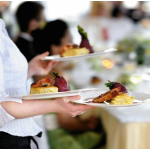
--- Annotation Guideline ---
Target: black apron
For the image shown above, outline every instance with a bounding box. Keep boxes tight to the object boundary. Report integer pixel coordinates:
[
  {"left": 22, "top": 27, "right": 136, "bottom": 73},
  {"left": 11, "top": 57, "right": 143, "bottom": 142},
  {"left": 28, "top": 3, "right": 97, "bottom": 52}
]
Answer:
[{"left": 0, "top": 132, "right": 42, "bottom": 149}]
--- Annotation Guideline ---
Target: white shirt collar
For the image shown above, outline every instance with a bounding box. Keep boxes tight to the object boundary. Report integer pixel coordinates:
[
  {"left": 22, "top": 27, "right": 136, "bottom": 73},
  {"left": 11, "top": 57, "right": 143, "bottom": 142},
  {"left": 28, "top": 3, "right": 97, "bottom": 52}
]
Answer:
[{"left": 20, "top": 32, "right": 33, "bottom": 42}]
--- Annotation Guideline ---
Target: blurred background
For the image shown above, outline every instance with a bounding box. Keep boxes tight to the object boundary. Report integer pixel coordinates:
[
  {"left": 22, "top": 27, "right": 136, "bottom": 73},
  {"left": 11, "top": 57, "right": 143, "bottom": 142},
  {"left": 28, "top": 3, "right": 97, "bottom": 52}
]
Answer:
[{"left": 2, "top": 1, "right": 150, "bottom": 149}]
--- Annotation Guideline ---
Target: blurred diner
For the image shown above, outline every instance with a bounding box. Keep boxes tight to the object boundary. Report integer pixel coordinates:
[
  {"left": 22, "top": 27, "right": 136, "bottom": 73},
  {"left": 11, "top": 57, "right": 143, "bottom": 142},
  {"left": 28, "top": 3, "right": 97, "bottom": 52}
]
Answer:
[
  {"left": 15, "top": 1, "right": 45, "bottom": 62},
  {"left": 33, "top": 19, "right": 72, "bottom": 81}
]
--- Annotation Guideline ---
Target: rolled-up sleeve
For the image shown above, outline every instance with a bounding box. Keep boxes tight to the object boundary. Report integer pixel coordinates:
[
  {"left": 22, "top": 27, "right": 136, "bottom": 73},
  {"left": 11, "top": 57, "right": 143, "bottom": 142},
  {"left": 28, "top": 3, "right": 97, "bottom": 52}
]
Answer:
[
  {"left": 0, "top": 55, "right": 22, "bottom": 127},
  {"left": 0, "top": 105, "right": 14, "bottom": 127}
]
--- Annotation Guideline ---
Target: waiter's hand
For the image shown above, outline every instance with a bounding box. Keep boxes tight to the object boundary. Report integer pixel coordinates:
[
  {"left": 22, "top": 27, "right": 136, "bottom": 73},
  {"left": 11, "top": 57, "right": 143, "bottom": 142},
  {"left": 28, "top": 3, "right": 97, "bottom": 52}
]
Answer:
[
  {"left": 53, "top": 96, "right": 95, "bottom": 117},
  {"left": 27, "top": 52, "right": 59, "bottom": 79}
]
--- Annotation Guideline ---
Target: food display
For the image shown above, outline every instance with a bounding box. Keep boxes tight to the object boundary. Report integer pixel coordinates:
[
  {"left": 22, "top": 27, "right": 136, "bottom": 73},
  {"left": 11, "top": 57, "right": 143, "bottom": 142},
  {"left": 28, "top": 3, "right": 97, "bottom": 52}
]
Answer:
[
  {"left": 78, "top": 25, "right": 94, "bottom": 53},
  {"left": 93, "top": 81, "right": 134, "bottom": 105},
  {"left": 30, "top": 78, "right": 58, "bottom": 94},
  {"left": 60, "top": 44, "right": 89, "bottom": 57},
  {"left": 30, "top": 72, "right": 70, "bottom": 94}
]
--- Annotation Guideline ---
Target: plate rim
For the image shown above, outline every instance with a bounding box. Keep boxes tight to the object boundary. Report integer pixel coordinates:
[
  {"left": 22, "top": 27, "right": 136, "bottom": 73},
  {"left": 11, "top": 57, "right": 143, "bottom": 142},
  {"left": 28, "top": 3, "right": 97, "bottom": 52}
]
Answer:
[
  {"left": 10, "top": 88, "right": 100, "bottom": 99},
  {"left": 42, "top": 48, "right": 117, "bottom": 61},
  {"left": 73, "top": 91, "right": 150, "bottom": 107},
  {"left": 74, "top": 99, "right": 143, "bottom": 107}
]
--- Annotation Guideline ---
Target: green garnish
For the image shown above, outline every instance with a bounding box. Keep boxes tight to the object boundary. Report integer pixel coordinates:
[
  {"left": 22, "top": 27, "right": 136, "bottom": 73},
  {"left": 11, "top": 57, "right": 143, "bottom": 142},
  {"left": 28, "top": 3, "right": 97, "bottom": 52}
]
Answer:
[
  {"left": 51, "top": 71, "right": 62, "bottom": 79},
  {"left": 105, "top": 80, "right": 114, "bottom": 90},
  {"left": 77, "top": 25, "right": 88, "bottom": 39}
]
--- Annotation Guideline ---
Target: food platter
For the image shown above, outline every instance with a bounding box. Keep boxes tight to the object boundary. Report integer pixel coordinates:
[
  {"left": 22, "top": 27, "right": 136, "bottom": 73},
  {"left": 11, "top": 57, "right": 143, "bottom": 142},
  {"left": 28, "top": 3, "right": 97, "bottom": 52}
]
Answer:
[
  {"left": 10, "top": 88, "right": 99, "bottom": 100},
  {"left": 74, "top": 98, "right": 143, "bottom": 107},
  {"left": 74, "top": 90, "right": 150, "bottom": 107},
  {"left": 42, "top": 48, "right": 117, "bottom": 61}
]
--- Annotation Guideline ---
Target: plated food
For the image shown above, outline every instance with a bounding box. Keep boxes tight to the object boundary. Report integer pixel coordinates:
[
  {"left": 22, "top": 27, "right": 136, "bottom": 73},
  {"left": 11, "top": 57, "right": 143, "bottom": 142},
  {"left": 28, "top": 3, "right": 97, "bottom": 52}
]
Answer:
[
  {"left": 30, "top": 72, "right": 70, "bottom": 94},
  {"left": 93, "top": 81, "right": 134, "bottom": 105},
  {"left": 78, "top": 25, "right": 94, "bottom": 53},
  {"left": 51, "top": 72, "right": 70, "bottom": 92},
  {"left": 30, "top": 78, "right": 58, "bottom": 94},
  {"left": 60, "top": 25, "right": 93, "bottom": 57},
  {"left": 60, "top": 44, "right": 89, "bottom": 57},
  {"left": 42, "top": 25, "right": 117, "bottom": 61}
]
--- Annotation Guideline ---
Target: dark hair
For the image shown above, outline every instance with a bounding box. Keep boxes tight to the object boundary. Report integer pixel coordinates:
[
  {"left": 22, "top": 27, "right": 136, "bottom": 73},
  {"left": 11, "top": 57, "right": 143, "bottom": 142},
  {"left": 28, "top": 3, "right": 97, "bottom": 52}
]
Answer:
[
  {"left": 16, "top": 2, "right": 44, "bottom": 32},
  {"left": 112, "top": 7, "right": 125, "bottom": 18},
  {"left": 33, "top": 19, "right": 69, "bottom": 54}
]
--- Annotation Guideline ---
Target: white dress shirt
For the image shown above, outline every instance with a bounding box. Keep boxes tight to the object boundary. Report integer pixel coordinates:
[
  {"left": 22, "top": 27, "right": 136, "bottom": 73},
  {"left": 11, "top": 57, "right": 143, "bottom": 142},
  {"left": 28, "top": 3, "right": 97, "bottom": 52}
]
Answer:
[{"left": 0, "top": 19, "right": 42, "bottom": 137}]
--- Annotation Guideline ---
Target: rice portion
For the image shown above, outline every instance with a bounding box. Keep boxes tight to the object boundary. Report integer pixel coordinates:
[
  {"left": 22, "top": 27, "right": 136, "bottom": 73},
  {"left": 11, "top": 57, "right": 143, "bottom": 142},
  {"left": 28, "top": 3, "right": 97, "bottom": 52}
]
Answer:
[{"left": 110, "top": 93, "right": 134, "bottom": 105}]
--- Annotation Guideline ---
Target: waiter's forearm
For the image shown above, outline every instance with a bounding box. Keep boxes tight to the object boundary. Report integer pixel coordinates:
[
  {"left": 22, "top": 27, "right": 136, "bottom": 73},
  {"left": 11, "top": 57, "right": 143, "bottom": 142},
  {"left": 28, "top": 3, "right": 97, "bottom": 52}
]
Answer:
[
  {"left": 1, "top": 96, "right": 94, "bottom": 119},
  {"left": 1, "top": 100, "right": 57, "bottom": 119}
]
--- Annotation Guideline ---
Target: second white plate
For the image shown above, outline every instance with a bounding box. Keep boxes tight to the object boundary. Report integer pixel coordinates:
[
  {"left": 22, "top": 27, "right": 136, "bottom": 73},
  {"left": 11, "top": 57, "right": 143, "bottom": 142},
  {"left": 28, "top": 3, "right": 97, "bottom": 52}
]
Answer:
[
  {"left": 10, "top": 88, "right": 99, "bottom": 100},
  {"left": 74, "top": 91, "right": 150, "bottom": 107},
  {"left": 42, "top": 48, "right": 117, "bottom": 61}
]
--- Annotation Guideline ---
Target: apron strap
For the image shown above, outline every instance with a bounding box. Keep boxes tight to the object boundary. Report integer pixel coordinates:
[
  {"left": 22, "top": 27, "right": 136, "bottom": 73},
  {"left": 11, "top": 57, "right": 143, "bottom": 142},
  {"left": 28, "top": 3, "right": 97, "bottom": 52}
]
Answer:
[
  {"left": 29, "top": 136, "right": 39, "bottom": 149},
  {"left": 28, "top": 132, "right": 42, "bottom": 149}
]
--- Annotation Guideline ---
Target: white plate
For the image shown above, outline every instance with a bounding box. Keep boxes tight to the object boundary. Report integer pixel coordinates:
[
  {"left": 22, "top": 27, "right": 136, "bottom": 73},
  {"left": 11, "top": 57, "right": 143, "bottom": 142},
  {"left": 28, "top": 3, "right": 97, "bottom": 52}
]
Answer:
[
  {"left": 10, "top": 88, "right": 99, "bottom": 100},
  {"left": 42, "top": 48, "right": 117, "bottom": 61},
  {"left": 74, "top": 91, "right": 150, "bottom": 107}
]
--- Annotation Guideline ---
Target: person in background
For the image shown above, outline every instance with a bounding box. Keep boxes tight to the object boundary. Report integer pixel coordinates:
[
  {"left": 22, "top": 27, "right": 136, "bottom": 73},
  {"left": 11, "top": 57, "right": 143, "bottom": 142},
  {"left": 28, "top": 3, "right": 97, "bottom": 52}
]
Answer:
[
  {"left": 126, "top": 1, "right": 146, "bottom": 24},
  {"left": 89, "top": 1, "right": 112, "bottom": 18},
  {"left": 111, "top": 1, "right": 127, "bottom": 18},
  {"left": 111, "top": 5, "right": 126, "bottom": 18},
  {"left": 33, "top": 19, "right": 72, "bottom": 82},
  {"left": 15, "top": 1, "right": 45, "bottom": 62},
  {"left": 33, "top": 19, "right": 72, "bottom": 55},
  {"left": 107, "top": 2, "right": 134, "bottom": 46}
]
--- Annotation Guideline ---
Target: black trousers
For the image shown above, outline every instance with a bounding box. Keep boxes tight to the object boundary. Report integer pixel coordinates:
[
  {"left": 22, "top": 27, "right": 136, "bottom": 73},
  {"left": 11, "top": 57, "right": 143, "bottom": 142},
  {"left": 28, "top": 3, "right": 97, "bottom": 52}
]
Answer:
[{"left": 0, "top": 132, "right": 39, "bottom": 149}]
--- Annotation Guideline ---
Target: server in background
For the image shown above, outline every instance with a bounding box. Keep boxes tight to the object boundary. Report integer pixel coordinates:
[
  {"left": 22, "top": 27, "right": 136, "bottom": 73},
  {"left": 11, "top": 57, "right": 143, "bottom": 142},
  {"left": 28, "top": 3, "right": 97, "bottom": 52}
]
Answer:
[{"left": 15, "top": 2, "right": 45, "bottom": 62}]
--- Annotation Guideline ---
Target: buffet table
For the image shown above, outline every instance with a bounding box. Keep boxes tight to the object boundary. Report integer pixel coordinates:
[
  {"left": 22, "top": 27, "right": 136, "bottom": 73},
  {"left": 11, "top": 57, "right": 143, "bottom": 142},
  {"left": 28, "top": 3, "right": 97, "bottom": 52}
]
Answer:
[{"left": 70, "top": 59, "right": 150, "bottom": 149}]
